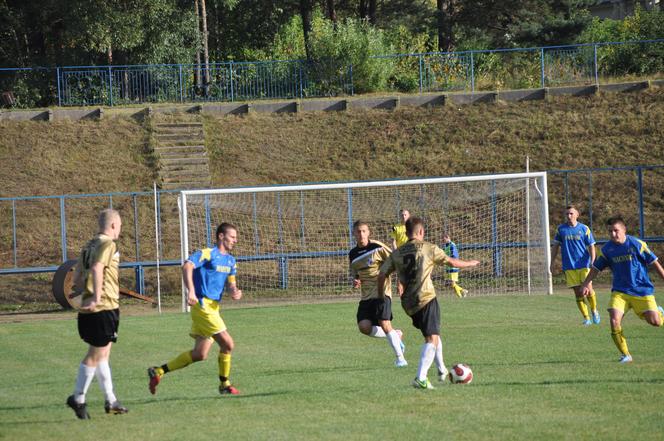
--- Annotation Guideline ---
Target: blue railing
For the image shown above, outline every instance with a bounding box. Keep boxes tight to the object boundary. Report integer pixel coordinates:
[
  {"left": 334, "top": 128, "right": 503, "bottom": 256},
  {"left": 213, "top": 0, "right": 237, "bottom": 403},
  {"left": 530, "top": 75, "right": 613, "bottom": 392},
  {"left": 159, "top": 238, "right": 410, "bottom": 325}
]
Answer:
[
  {"left": 1, "top": 39, "right": 662, "bottom": 108},
  {"left": 1, "top": 166, "right": 663, "bottom": 296}
]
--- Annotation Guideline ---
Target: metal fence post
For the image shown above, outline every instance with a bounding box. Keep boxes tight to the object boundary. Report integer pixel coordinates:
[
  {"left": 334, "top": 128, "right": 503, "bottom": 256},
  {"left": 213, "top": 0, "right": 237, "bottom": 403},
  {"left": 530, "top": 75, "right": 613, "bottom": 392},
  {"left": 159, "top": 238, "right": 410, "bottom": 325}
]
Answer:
[
  {"left": 108, "top": 66, "right": 113, "bottom": 106},
  {"left": 418, "top": 54, "right": 423, "bottom": 94},
  {"left": 637, "top": 167, "right": 645, "bottom": 238},
  {"left": 593, "top": 44, "right": 599, "bottom": 86},
  {"left": 540, "top": 47, "right": 545, "bottom": 88},
  {"left": 60, "top": 197, "right": 67, "bottom": 262},
  {"left": 178, "top": 64, "right": 184, "bottom": 103},
  {"left": 298, "top": 61, "right": 303, "bottom": 99},
  {"left": 11, "top": 200, "right": 17, "bottom": 267},
  {"left": 470, "top": 52, "right": 475, "bottom": 92},
  {"left": 229, "top": 62, "right": 235, "bottom": 102},
  {"left": 56, "top": 67, "right": 62, "bottom": 107}
]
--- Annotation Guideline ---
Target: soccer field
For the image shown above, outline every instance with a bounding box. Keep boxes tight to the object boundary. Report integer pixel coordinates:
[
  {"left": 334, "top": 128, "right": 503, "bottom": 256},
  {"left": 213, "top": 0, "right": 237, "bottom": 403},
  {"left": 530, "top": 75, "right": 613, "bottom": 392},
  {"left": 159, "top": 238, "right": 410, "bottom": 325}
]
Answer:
[{"left": 1, "top": 292, "right": 663, "bottom": 441}]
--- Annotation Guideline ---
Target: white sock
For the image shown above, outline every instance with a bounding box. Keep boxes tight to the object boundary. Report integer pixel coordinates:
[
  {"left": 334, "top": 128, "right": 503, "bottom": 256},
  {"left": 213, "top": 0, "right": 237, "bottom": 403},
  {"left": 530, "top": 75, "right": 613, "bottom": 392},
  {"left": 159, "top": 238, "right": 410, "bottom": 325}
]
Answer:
[
  {"left": 434, "top": 340, "right": 446, "bottom": 374},
  {"left": 369, "top": 326, "right": 386, "bottom": 338},
  {"left": 386, "top": 330, "right": 404, "bottom": 359},
  {"left": 95, "top": 360, "right": 117, "bottom": 403},
  {"left": 416, "top": 343, "right": 436, "bottom": 381},
  {"left": 73, "top": 363, "right": 96, "bottom": 404}
]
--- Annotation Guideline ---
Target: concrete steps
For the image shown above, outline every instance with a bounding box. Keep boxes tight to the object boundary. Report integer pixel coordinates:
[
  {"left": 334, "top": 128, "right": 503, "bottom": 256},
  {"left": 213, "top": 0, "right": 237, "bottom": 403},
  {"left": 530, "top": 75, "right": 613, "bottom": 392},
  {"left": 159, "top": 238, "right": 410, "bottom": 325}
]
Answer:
[{"left": 152, "top": 120, "right": 211, "bottom": 190}]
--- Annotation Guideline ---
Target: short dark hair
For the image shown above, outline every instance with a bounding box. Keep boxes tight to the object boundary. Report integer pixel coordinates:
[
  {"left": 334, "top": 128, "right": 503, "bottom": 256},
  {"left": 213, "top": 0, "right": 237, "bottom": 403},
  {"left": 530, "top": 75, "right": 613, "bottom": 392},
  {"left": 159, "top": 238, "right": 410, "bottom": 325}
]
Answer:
[
  {"left": 566, "top": 205, "right": 578, "bottom": 212},
  {"left": 405, "top": 217, "right": 424, "bottom": 237},
  {"left": 216, "top": 222, "right": 237, "bottom": 239},
  {"left": 352, "top": 220, "right": 369, "bottom": 231},
  {"left": 606, "top": 215, "right": 626, "bottom": 228}
]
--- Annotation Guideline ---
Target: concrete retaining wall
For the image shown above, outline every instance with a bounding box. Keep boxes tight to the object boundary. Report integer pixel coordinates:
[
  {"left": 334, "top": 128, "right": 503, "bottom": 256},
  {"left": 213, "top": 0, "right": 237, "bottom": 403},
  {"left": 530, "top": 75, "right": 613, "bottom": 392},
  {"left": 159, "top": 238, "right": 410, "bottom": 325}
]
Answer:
[{"left": 0, "top": 80, "right": 659, "bottom": 122}]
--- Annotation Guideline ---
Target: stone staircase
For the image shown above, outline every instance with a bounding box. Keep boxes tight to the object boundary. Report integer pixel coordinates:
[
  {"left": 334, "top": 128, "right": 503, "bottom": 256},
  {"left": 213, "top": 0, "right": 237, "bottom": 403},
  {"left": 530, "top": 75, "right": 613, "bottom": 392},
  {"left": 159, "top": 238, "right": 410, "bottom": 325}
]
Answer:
[{"left": 153, "top": 121, "right": 211, "bottom": 190}]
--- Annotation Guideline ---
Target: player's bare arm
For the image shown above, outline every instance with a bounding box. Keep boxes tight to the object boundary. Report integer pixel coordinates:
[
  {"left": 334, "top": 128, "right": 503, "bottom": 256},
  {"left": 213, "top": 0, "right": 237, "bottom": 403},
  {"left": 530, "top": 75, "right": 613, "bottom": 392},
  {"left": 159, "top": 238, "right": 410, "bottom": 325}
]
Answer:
[
  {"left": 227, "top": 282, "right": 242, "bottom": 300},
  {"left": 182, "top": 261, "right": 198, "bottom": 306},
  {"left": 550, "top": 243, "right": 560, "bottom": 273},
  {"left": 446, "top": 257, "right": 480, "bottom": 269},
  {"left": 580, "top": 267, "right": 600, "bottom": 296},
  {"left": 80, "top": 261, "right": 104, "bottom": 312},
  {"left": 652, "top": 260, "right": 664, "bottom": 281}
]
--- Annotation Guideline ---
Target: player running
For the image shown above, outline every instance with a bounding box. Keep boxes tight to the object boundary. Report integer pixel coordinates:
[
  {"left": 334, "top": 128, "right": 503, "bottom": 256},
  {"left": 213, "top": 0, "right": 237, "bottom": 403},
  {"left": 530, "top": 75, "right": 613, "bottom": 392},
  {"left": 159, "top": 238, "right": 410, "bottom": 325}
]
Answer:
[
  {"left": 349, "top": 221, "right": 407, "bottom": 367},
  {"left": 378, "top": 217, "right": 480, "bottom": 389},
  {"left": 550, "top": 205, "right": 600, "bottom": 325},
  {"left": 581, "top": 216, "right": 664, "bottom": 363},
  {"left": 148, "top": 222, "right": 243, "bottom": 395}
]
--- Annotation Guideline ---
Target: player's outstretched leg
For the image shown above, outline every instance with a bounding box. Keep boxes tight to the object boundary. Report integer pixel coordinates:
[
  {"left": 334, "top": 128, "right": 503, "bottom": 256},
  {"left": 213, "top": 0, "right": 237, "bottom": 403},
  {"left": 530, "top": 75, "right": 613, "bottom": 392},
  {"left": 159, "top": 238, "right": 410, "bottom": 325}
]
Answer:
[{"left": 387, "top": 328, "right": 407, "bottom": 367}]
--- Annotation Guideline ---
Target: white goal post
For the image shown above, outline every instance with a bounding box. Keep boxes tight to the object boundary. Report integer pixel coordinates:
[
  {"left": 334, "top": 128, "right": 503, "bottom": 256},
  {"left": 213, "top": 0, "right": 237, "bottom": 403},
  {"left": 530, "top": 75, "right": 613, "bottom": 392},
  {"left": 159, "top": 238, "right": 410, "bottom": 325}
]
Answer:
[{"left": 178, "top": 173, "right": 552, "bottom": 311}]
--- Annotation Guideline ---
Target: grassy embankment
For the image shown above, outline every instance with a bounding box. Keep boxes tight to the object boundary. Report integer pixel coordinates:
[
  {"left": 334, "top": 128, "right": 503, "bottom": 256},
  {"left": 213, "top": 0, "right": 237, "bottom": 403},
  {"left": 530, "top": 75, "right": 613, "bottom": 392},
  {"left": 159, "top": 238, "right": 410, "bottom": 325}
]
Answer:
[{"left": 0, "top": 88, "right": 663, "bottom": 309}]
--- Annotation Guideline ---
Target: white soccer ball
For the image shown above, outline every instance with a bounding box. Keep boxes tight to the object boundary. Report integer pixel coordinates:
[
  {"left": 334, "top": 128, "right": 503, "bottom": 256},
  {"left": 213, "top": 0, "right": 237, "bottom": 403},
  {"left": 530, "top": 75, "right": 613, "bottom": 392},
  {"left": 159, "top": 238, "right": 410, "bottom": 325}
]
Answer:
[{"left": 450, "top": 363, "right": 473, "bottom": 384}]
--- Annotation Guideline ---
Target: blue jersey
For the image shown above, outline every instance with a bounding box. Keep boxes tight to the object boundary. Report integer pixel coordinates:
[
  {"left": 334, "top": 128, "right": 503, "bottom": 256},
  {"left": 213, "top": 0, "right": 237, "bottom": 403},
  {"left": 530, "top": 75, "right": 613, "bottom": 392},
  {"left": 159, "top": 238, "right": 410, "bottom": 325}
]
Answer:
[
  {"left": 553, "top": 222, "right": 595, "bottom": 271},
  {"left": 593, "top": 235, "right": 658, "bottom": 297},
  {"left": 442, "top": 241, "right": 459, "bottom": 273},
  {"left": 187, "top": 247, "right": 237, "bottom": 302}
]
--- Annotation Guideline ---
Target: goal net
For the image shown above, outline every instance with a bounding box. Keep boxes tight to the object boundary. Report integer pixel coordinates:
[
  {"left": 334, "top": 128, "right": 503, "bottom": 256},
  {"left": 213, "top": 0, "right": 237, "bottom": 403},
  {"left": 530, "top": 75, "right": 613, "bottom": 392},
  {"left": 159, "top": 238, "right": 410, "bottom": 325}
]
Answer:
[{"left": 179, "top": 173, "right": 551, "bottom": 309}]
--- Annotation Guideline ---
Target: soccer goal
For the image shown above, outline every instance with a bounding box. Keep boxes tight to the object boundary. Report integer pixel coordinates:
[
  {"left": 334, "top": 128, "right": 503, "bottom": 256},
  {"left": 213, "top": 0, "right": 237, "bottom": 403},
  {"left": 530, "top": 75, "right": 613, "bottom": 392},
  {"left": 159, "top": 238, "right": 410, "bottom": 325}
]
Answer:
[{"left": 178, "top": 173, "right": 552, "bottom": 310}]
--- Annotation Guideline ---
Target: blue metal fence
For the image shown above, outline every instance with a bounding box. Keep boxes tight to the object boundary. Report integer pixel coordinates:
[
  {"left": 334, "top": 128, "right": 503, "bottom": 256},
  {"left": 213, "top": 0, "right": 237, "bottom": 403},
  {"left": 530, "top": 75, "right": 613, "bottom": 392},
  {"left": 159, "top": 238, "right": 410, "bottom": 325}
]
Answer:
[
  {"left": 1, "top": 166, "right": 663, "bottom": 296},
  {"left": 1, "top": 39, "right": 662, "bottom": 108}
]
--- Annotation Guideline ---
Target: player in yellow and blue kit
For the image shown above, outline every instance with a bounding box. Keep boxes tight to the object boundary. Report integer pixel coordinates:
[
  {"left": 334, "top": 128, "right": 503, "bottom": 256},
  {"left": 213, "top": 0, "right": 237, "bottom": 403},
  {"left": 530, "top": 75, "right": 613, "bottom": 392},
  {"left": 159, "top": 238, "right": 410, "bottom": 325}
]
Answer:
[
  {"left": 442, "top": 233, "right": 469, "bottom": 298},
  {"left": 581, "top": 216, "right": 664, "bottom": 363},
  {"left": 148, "top": 222, "right": 243, "bottom": 395},
  {"left": 550, "top": 205, "right": 599, "bottom": 325}
]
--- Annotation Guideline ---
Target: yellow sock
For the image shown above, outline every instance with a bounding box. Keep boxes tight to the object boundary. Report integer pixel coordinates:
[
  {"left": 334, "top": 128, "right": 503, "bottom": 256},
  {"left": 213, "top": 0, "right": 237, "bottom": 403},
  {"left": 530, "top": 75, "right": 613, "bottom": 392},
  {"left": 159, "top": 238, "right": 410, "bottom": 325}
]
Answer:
[
  {"left": 587, "top": 291, "right": 598, "bottom": 311},
  {"left": 576, "top": 297, "right": 589, "bottom": 319},
  {"left": 155, "top": 366, "right": 165, "bottom": 376},
  {"left": 218, "top": 352, "right": 232, "bottom": 386},
  {"left": 166, "top": 351, "right": 194, "bottom": 372},
  {"left": 611, "top": 327, "right": 629, "bottom": 356},
  {"left": 452, "top": 283, "right": 463, "bottom": 298}
]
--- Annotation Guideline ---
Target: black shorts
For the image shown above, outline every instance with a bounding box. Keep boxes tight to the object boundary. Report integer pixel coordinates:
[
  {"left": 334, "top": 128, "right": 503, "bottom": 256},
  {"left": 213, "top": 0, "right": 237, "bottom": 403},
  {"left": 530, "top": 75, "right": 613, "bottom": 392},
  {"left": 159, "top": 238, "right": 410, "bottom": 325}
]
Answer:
[
  {"left": 78, "top": 308, "right": 120, "bottom": 347},
  {"left": 410, "top": 298, "right": 440, "bottom": 337},
  {"left": 356, "top": 297, "right": 393, "bottom": 325}
]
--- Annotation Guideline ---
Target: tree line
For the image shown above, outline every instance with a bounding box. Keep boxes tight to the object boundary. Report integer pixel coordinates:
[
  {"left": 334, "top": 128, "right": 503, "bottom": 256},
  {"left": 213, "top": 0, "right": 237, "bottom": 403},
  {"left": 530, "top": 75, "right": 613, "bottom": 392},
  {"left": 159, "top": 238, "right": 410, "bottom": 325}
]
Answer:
[{"left": 4, "top": 0, "right": 660, "bottom": 69}]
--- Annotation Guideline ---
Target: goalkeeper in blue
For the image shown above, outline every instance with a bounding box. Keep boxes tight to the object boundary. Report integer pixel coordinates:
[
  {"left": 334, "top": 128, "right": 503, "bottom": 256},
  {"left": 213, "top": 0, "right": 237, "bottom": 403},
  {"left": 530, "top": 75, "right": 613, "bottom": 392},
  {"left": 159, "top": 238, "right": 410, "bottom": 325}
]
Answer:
[
  {"left": 550, "top": 205, "right": 600, "bottom": 325},
  {"left": 581, "top": 216, "right": 664, "bottom": 363}
]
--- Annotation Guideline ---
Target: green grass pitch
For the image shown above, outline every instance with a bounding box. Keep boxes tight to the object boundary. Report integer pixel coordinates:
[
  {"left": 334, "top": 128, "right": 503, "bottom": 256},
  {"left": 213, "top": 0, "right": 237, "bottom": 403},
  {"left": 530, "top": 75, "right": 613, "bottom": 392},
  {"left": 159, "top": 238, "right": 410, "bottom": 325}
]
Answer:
[{"left": 1, "top": 292, "right": 664, "bottom": 441}]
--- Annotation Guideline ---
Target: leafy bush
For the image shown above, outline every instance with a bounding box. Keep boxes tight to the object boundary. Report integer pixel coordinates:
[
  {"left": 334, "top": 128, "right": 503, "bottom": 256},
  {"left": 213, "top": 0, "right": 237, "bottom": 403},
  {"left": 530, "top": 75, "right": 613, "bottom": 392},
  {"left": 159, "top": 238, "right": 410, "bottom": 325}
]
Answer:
[{"left": 578, "top": 7, "right": 664, "bottom": 77}]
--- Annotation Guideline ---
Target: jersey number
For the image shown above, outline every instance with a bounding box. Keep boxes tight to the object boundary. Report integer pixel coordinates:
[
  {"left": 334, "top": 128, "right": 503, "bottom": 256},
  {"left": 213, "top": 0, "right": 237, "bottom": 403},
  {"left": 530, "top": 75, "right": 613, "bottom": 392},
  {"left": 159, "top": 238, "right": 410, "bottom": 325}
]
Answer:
[{"left": 403, "top": 254, "right": 418, "bottom": 283}]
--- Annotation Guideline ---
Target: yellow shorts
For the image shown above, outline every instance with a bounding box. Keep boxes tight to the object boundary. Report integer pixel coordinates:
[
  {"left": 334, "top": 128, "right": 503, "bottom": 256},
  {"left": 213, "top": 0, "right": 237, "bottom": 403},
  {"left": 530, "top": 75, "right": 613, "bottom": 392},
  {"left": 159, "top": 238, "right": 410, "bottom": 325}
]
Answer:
[
  {"left": 608, "top": 291, "right": 659, "bottom": 319},
  {"left": 444, "top": 272, "right": 459, "bottom": 283},
  {"left": 190, "top": 297, "right": 227, "bottom": 339},
  {"left": 564, "top": 268, "right": 591, "bottom": 288}
]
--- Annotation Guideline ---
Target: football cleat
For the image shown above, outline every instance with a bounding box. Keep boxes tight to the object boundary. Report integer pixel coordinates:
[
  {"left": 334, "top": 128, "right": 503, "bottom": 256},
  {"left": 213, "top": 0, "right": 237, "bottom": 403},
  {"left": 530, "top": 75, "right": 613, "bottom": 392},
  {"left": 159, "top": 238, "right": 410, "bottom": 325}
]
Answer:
[
  {"left": 438, "top": 368, "right": 450, "bottom": 383},
  {"left": 104, "top": 400, "right": 128, "bottom": 415},
  {"left": 460, "top": 289, "right": 469, "bottom": 298},
  {"left": 66, "top": 395, "right": 90, "bottom": 420},
  {"left": 219, "top": 384, "right": 240, "bottom": 395},
  {"left": 592, "top": 310, "right": 601, "bottom": 325},
  {"left": 582, "top": 319, "right": 592, "bottom": 326},
  {"left": 619, "top": 354, "right": 633, "bottom": 364},
  {"left": 411, "top": 378, "right": 435, "bottom": 390},
  {"left": 658, "top": 305, "right": 664, "bottom": 317},
  {"left": 148, "top": 367, "right": 162, "bottom": 395},
  {"left": 395, "top": 358, "right": 408, "bottom": 368}
]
